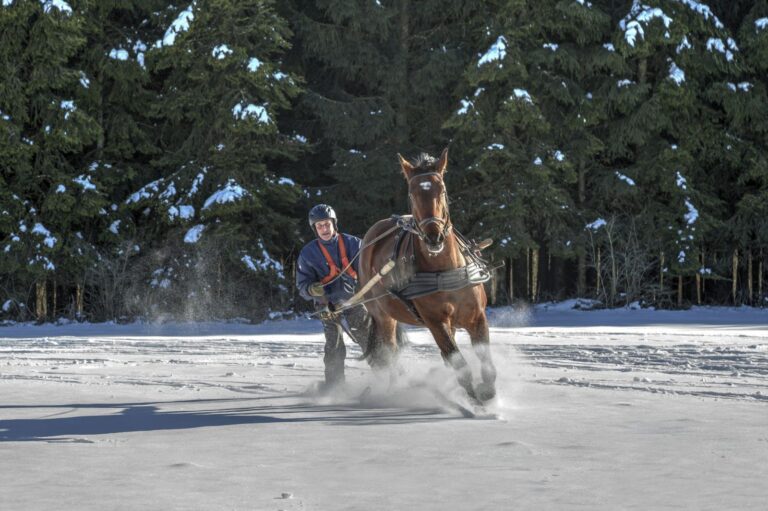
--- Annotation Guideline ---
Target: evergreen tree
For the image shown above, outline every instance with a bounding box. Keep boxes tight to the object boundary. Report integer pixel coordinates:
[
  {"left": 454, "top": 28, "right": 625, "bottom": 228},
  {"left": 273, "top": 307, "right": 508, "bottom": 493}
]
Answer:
[
  {"left": 283, "top": 0, "right": 488, "bottom": 236},
  {"left": 123, "top": 0, "right": 303, "bottom": 319}
]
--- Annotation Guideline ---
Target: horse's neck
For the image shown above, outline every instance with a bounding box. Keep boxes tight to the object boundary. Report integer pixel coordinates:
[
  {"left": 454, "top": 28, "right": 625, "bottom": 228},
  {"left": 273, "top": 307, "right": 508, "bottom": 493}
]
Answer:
[{"left": 413, "top": 232, "right": 465, "bottom": 271}]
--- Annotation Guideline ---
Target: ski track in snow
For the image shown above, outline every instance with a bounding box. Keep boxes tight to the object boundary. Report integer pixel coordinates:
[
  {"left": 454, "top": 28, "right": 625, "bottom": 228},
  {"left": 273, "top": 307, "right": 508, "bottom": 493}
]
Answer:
[{"left": 2, "top": 328, "right": 766, "bottom": 403}]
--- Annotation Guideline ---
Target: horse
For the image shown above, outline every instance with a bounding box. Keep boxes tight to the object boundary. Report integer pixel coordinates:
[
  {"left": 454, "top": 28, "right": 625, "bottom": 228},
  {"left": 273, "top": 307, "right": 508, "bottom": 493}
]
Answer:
[{"left": 358, "top": 148, "right": 497, "bottom": 403}]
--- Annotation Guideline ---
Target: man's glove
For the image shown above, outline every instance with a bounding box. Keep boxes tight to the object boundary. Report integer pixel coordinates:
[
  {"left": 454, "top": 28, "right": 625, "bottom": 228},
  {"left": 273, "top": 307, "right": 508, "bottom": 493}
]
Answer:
[{"left": 308, "top": 282, "right": 326, "bottom": 297}]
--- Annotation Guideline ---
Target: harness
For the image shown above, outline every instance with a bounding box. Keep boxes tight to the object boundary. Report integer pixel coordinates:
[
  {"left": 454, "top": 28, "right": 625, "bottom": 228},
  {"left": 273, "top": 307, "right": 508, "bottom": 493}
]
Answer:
[
  {"left": 384, "top": 215, "right": 492, "bottom": 323},
  {"left": 317, "top": 236, "right": 358, "bottom": 284}
]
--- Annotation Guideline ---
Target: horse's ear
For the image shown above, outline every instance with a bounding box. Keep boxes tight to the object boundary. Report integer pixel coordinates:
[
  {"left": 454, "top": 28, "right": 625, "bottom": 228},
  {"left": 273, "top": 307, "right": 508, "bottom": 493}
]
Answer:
[
  {"left": 398, "top": 153, "right": 414, "bottom": 179},
  {"left": 436, "top": 147, "right": 449, "bottom": 175}
]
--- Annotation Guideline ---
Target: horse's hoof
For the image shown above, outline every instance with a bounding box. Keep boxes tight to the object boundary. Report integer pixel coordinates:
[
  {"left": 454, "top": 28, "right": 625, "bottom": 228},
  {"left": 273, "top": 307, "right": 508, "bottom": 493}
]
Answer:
[{"left": 475, "top": 382, "right": 496, "bottom": 402}]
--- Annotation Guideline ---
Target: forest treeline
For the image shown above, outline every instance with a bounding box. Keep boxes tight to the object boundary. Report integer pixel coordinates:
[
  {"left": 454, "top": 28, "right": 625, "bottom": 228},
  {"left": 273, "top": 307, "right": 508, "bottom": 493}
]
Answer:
[{"left": 1, "top": 0, "right": 767, "bottom": 322}]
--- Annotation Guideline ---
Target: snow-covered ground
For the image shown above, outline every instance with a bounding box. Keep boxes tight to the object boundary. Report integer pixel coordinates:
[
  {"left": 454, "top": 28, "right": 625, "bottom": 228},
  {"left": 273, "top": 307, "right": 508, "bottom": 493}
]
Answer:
[{"left": 1, "top": 305, "right": 767, "bottom": 510}]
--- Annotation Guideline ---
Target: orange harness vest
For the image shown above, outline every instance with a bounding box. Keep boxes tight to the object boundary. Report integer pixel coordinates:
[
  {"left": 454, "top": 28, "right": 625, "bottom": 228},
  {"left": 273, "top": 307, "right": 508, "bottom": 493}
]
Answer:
[{"left": 317, "top": 237, "right": 358, "bottom": 284}]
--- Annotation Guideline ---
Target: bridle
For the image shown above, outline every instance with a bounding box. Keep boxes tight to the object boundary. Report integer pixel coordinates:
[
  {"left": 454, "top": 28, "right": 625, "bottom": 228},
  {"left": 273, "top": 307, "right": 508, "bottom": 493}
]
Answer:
[{"left": 407, "top": 171, "right": 452, "bottom": 250}]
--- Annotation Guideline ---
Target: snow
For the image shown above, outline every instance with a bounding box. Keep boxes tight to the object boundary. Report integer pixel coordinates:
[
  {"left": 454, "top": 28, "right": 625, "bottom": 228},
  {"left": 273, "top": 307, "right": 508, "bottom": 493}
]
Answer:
[
  {"left": 615, "top": 171, "right": 636, "bottom": 186},
  {"left": 617, "top": 79, "right": 634, "bottom": 88},
  {"left": 543, "top": 43, "right": 558, "bottom": 51},
  {"left": 73, "top": 175, "right": 96, "bottom": 191},
  {"left": 126, "top": 179, "right": 162, "bottom": 204},
  {"left": 533, "top": 157, "right": 543, "bottom": 166},
  {"left": 108, "top": 48, "right": 129, "bottom": 61},
  {"left": 211, "top": 44, "right": 232, "bottom": 60},
  {"left": 756, "top": 18, "right": 768, "bottom": 31},
  {"left": 40, "top": 0, "right": 72, "bottom": 15},
  {"left": 32, "top": 223, "right": 57, "bottom": 248},
  {"left": 678, "top": 0, "right": 724, "bottom": 29},
  {"left": 677, "top": 36, "right": 692, "bottom": 53},
  {"left": 168, "top": 205, "right": 195, "bottom": 221},
  {"left": 109, "top": 220, "right": 121, "bottom": 234},
  {"left": 160, "top": 4, "right": 194, "bottom": 47},
  {"left": 202, "top": 180, "right": 249, "bottom": 210},
  {"left": 512, "top": 88, "right": 532, "bottom": 103},
  {"left": 620, "top": 4, "right": 672, "bottom": 48},
  {"left": 456, "top": 99, "right": 473, "bottom": 115},
  {"left": 478, "top": 36, "right": 507, "bottom": 66},
  {"left": 668, "top": 61, "right": 685, "bottom": 85},
  {"left": 247, "top": 57, "right": 262, "bottom": 72},
  {"left": 183, "top": 224, "right": 204, "bottom": 244},
  {"left": 1, "top": 307, "right": 766, "bottom": 510},
  {"left": 683, "top": 198, "right": 699, "bottom": 224},
  {"left": 586, "top": 218, "right": 606, "bottom": 230},
  {"left": 603, "top": 42, "right": 615, "bottom": 52},
  {"left": 232, "top": 102, "right": 270, "bottom": 123},
  {"left": 706, "top": 37, "right": 738, "bottom": 62}
]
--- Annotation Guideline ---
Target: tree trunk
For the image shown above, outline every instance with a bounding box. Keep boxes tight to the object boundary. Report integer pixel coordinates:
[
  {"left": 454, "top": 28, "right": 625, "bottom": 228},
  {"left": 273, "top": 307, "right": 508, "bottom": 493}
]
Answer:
[
  {"left": 52, "top": 279, "right": 57, "bottom": 319},
  {"left": 732, "top": 249, "right": 739, "bottom": 304},
  {"left": 35, "top": 281, "right": 47, "bottom": 323},
  {"left": 577, "top": 162, "right": 586, "bottom": 296},
  {"left": 659, "top": 251, "right": 665, "bottom": 290},
  {"left": 638, "top": 58, "right": 647, "bottom": 84},
  {"left": 596, "top": 246, "right": 602, "bottom": 297},
  {"left": 695, "top": 270, "right": 701, "bottom": 305},
  {"left": 531, "top": 248, "right": 539, "bottom": 303},
  {"left": 526, "top": 249, "right": 531, "bottom": 301},
  {"left": 507, "top": 256, "right": 513, "bottom": 302},
  {"left": 489, "top": 254, "right": 497, "bottom": 305},
  {"left": 759, "top": 250, "right": 764, "bottom": 307},
  {"left": 76, "top": 283, "right": 84, "bottom": 318},
  {"left": 747, "top": 251, "right": 753, "bottom": 305},
  {"left": 677, "top": 275, "right": 683, "bottom": 308}
]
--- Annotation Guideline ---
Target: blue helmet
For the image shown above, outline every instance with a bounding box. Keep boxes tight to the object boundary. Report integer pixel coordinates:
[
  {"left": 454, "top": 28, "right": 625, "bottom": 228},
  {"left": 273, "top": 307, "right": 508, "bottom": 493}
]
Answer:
[{"left": 308, "top": 204, "right": 337, "bottom": 229}]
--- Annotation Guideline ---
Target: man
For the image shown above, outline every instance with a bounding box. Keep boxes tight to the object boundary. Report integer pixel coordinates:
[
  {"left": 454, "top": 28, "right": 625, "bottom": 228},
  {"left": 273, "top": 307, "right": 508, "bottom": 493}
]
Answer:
[{"left": 296, "top": 204, "right": 370, "bottom": 391}]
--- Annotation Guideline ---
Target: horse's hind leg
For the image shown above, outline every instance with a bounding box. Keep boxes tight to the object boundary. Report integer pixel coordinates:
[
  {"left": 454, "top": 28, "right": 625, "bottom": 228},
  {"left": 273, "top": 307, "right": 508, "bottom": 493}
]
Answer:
[
  {"left": 466, "top": 314, "right": 497, "bottom": 401},
  {"left": 367, "top": 315, "right": 399, "bottom": 371}
]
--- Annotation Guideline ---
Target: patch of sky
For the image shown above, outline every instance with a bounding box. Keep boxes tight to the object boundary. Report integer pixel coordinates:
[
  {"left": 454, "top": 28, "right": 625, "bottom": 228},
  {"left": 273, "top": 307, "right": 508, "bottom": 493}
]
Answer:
[
  {"left": 232, "top": 103, "right": 270, "bottom": 123},
  {"left": 184, "top": 225, "right": 205, "bottom": 244},
  {"left": 478, "top": 35, "right": 507, "bottom": 67},
  {"left": 203, "top": 180, "right": 249, "bottom": 210}
]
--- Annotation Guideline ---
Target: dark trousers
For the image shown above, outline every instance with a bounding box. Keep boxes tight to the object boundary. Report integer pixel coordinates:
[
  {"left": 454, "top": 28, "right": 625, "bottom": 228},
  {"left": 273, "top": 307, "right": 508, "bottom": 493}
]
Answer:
[{"left": 321, "top": 305, "right": 370, "bottom": 385}]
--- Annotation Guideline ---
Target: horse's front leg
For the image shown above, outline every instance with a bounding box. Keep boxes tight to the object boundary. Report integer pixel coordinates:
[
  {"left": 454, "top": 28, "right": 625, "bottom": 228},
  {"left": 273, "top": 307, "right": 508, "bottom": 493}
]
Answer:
[
  {"left": 466, "top": 313, "right": 497, "bottom": 402},
  {"left": 427, "top": 322, "right": 477, "bottom": 401}
]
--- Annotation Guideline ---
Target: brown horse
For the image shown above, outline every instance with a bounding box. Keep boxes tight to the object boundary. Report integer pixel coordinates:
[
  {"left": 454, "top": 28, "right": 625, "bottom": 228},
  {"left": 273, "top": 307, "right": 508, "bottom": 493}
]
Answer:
[{"left": 359, "top": 148, "right": 497, "bottom": 403}]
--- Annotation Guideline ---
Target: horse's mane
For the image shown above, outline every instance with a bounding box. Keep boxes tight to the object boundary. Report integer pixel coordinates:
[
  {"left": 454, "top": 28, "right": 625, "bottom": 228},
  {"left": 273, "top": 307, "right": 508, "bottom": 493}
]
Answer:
[{"left": 410, "top": 153, "right": 437, "bottom": 172}]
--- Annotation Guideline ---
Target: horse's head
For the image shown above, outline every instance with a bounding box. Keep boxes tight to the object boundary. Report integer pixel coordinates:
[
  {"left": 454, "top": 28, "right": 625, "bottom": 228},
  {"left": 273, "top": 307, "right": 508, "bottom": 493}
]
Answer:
[{"left": 399, "top": 148, "right": 452, "bottom": 255}]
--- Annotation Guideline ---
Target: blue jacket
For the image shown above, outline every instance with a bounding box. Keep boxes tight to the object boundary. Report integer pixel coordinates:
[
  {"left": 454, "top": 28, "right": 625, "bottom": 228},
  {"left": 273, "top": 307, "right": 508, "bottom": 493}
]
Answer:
[{"left": 296, "top": 233, "right": 362, "bottom": 306}]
